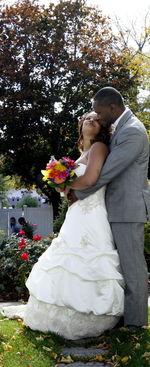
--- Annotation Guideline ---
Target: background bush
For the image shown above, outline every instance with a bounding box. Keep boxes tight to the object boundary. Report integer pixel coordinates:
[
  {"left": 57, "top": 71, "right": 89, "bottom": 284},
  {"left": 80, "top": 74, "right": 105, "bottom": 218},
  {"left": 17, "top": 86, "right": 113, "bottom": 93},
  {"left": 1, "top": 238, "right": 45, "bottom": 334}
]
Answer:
[
  {"left": 0, "top": 234, "right": 54, "bottom": 301},
  {"left": 53, "top": 198, "right": 68, "bottom": 233},
  {"left": 16, "top": 195, "right": 39, "bottom": 208}
]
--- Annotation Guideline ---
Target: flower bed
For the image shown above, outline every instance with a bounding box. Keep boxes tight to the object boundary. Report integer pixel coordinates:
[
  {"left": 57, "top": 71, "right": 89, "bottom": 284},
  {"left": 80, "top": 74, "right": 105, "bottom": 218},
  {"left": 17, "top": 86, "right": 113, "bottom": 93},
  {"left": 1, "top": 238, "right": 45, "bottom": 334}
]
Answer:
[{"left": 0, "top": 232, "right": 56, "bottom": 301}]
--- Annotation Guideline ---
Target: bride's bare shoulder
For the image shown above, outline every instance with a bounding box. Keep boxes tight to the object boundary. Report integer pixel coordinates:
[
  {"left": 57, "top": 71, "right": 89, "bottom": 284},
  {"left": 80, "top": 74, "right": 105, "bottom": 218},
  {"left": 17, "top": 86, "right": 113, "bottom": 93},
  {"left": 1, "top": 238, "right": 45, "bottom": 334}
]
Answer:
[{"left": 89, "top": 142, "right": 108, "bottom": 156}]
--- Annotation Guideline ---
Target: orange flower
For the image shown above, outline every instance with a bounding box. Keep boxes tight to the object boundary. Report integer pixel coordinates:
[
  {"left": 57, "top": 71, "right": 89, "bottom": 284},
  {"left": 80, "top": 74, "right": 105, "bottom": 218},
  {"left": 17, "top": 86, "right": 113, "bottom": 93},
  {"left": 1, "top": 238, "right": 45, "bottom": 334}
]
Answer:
[{"left": 54, "top": 177, "right": 65, "bottom": 184}]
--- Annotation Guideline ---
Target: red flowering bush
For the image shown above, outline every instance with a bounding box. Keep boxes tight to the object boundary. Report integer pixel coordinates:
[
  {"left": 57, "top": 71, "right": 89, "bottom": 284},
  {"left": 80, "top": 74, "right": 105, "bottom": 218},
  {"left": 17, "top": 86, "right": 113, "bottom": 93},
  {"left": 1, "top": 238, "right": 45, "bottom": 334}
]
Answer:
[{"left": 0, "top": 234, "right": 55, "bottom": 300}]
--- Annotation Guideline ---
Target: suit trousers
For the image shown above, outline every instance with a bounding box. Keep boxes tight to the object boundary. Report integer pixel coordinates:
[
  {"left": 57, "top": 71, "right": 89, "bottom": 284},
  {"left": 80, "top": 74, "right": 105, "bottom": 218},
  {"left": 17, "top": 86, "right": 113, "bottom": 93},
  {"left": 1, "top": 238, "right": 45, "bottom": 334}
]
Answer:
[{"left": 110, "top": 222, "right": 148, "bottom": 326}]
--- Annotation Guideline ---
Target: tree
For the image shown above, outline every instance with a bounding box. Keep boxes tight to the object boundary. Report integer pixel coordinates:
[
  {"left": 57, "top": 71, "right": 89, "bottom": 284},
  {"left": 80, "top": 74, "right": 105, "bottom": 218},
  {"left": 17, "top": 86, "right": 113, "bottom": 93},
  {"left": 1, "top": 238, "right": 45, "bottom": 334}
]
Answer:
[
  {"left": 16, "top": 195, "right": 39, "bottom": 208},
  {"left": 0, "top": 0, "right": 142, "bottom": 215},
  {"left": 0, "top": 174, "right": 12, "bottom": 207},
  {"left": 113, "top": 11, "right": 150, "bottom": 137}
]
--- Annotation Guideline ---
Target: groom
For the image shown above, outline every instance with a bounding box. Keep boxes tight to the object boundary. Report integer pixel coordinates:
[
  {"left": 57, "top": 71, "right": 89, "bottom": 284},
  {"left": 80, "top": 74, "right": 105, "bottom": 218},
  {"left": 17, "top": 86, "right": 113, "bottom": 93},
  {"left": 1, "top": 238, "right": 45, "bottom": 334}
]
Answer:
[{"left": 73, "top": 87, "right": 150, "bottom": 329}]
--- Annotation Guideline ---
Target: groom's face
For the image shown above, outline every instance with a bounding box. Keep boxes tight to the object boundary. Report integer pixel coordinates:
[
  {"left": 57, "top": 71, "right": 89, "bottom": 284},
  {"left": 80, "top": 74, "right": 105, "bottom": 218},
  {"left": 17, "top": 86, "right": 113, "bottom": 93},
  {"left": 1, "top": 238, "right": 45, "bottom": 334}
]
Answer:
[{"left": 93, "top": 100, "right": 115, "bottom": 128}]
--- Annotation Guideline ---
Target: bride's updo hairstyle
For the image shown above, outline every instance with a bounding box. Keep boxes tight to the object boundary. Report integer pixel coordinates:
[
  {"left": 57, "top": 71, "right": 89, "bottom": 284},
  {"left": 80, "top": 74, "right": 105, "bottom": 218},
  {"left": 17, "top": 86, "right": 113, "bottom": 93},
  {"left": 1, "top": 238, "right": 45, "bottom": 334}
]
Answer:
[{"left": 77, "top": 112, "right": 111, "bottom": 152}]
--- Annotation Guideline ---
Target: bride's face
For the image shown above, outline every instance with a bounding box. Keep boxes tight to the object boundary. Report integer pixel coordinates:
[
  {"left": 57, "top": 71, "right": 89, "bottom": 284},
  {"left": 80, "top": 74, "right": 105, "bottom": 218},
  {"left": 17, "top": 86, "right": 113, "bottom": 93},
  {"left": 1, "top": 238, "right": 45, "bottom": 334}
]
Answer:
[{"left": 82, "top": 112, "right": 101, "bottom": 137}]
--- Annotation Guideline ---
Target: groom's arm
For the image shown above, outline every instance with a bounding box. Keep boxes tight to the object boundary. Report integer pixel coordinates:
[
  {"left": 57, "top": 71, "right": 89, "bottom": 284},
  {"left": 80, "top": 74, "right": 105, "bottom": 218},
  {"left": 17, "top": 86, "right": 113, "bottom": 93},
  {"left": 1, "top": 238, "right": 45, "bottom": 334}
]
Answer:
[{"left": 75, "top": 128, "right": 143, "bottom": 200}]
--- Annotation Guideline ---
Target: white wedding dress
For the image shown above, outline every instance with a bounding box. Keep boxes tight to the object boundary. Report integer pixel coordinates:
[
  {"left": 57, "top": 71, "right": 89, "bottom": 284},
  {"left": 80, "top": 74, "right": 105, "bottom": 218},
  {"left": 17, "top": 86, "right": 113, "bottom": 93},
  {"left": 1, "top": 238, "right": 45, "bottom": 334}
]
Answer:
[{"left": 1, "top": 164, "right": 124, "bottom": 340}]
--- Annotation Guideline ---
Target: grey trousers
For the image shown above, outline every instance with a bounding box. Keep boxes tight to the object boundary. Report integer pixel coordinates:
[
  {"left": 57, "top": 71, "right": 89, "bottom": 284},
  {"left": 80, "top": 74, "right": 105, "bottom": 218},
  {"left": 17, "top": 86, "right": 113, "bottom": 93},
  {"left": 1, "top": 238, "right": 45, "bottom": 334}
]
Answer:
[{"left": 110, "top": 222, "right": 148, "bottom": 326}]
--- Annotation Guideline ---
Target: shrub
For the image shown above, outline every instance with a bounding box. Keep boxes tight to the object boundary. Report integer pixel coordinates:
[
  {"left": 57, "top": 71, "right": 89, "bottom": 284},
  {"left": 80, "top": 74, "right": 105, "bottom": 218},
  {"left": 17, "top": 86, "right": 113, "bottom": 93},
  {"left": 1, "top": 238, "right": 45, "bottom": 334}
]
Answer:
[
  {"left": 16, "top": 195, "right": 39, "bottom": 208},
  {"left": 53, "top": 197, "right": 68, "bottom": 233},
  {"left": 0, "top": 230, "right": 6, "bottom": 245},
  {"left": 0, "top": 234, "right": 56, "bottom": 301}
]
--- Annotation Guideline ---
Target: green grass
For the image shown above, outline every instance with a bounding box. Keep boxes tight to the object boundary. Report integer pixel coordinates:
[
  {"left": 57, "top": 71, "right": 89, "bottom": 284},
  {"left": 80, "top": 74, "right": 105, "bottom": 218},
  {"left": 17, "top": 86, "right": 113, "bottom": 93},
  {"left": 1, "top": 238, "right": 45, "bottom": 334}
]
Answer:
[{"left": 0, "top": 309, "right": 150, "bottom": 367}]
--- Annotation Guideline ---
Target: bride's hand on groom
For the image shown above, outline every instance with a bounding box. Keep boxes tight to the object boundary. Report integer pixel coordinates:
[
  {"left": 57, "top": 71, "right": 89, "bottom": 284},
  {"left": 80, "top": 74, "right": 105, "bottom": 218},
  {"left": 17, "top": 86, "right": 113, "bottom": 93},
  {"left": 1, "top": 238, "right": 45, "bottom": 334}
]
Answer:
[
  {"left": 65, "top": 188, "right": 78, "bottom": 207},
  {"left": 55, "top": 187, "right": 78, "bottom": 206}
]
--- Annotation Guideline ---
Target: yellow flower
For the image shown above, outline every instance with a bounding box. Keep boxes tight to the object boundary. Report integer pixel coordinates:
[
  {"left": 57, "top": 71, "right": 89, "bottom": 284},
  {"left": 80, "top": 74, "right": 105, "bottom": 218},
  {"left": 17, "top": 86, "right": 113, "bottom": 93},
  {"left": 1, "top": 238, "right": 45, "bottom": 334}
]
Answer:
[
  {"left": 41, "top": 170, "right": 51, "bottom": 181},
  {"left": 70, "top": 171, "right": 75, "bottom": 177},
  {"left": 55, "top": 162, "right": 66, "bottom": 171}
]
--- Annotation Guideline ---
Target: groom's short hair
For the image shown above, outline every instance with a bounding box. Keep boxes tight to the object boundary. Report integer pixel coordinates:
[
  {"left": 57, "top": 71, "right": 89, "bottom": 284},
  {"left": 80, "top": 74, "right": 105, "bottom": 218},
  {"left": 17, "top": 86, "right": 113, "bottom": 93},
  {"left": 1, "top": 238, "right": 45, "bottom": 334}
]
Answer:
[{"left": 94, "top": 87, "right": 124, "bottom": 107}]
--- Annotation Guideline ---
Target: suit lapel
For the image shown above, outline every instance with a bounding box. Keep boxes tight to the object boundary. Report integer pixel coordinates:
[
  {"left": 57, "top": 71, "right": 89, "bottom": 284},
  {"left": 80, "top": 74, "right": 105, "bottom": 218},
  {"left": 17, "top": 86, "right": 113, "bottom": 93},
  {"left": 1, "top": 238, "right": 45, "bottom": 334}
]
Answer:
[{"left": 110, "top": 109, "right": 133, "bottom": 143}]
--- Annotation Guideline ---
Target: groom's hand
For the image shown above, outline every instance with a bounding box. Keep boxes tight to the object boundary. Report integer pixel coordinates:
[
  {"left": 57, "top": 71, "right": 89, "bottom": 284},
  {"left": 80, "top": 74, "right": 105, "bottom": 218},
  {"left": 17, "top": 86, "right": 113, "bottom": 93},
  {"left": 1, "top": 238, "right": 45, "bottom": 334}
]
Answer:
[{"left": 67, "top": 189, "right": 78, "bottom": 206}]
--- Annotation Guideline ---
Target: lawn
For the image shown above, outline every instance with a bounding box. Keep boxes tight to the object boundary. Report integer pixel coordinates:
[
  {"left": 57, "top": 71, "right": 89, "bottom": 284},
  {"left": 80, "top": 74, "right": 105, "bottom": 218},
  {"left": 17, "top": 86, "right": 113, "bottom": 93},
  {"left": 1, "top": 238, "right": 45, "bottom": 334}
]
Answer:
[{"left": 0, "top": 309, "right": 150, "bottom": 367}]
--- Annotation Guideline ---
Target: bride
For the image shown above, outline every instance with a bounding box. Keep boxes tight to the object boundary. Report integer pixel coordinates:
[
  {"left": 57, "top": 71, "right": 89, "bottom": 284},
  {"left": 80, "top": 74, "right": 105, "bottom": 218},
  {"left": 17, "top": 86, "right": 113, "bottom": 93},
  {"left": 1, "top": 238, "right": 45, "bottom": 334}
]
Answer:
[{"left": 1, "top": 111, "right": 124, "bottom": 340}]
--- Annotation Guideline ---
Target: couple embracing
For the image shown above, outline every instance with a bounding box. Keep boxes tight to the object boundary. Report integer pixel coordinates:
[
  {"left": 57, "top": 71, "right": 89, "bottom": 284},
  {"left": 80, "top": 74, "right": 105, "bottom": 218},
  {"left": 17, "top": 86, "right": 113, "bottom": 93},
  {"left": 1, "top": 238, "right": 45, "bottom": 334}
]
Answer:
[{"left": 2, "top": 87, "right": 150, "bottom": 340}]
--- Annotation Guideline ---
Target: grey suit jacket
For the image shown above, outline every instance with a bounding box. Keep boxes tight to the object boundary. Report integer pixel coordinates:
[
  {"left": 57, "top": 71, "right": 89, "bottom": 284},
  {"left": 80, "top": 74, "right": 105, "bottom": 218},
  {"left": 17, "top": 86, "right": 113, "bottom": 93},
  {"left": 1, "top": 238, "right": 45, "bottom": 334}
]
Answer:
[{"left": 76, "top": 109, "right": 150, "bottom": 223}]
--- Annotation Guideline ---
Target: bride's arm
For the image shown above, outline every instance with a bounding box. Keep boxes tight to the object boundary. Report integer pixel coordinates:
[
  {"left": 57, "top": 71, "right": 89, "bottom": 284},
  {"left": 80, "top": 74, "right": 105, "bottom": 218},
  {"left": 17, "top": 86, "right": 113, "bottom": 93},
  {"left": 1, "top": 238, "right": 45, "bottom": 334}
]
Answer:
[{"left": 67, "top": 142, "right": 108, "bottom": 191}]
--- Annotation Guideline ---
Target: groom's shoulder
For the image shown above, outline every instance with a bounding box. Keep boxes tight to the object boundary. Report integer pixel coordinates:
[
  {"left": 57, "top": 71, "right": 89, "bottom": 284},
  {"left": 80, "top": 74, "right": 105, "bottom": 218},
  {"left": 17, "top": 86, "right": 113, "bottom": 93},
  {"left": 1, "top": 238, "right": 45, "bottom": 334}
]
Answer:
[{"left": 124, "top": 111, "right": 147, "bottom": 136}]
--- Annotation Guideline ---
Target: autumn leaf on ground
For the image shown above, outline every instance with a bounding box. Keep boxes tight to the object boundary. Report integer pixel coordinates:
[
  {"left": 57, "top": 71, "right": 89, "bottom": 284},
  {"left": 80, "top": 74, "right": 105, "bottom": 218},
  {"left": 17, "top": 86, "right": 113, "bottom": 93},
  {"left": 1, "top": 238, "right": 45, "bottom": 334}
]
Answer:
[
  {"left": 93, "top": 354, "right": 105, "bottom": 361},
  {"left": 42, "top": 346, "right": 52, "bottom": 352},
  {"left": 35, "top": 336, "right": 44, "bottom": 341},
  {"left": 135, "top": 343, "right": 141, "bottom": 349},
  {"left": 90, "top": 342, "right": 110, "bottom": 349},
  {"left": 142, "top": 352, "right": 150, "bottom": 358},
  {"left": 121, "top": 356, "right": 131, "bottom": 363},
  {"left": 2, "top": 343, "right": 13, "bottom": 352},
  {"left": 50, "top": 352, "right": 58, "bottom": 359},
  {"left": 59, "top": 356, "right": 74, "bottom": 363}
]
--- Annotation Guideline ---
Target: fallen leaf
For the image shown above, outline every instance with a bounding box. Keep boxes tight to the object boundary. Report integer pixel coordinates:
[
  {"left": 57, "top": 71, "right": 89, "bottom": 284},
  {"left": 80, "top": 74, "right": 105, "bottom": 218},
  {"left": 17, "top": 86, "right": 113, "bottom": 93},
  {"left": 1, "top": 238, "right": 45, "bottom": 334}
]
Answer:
[
  {"left": 135, "top": 343, "right": 140, "bottom": 349},
  {"left": 121, "top": 356, "right": 131, "bottom": 363},
  {"left": 11, "top": 336, "right": 16, "bottom": 340},
  {"left": 35, "top": 336, "right": 44, "bottom": 341},
  {"left": 2, "top": 343, "right": 13, "bottom": 352},
  {"left": 94, "top": 354, "right": 104, "bottom": 361},
  {"left": 59, "top": 356, "right": 74, "bottom": 363},
  {"left": 90, "top": 343, "right": 109, "bottom": 349},
  {"left": 142, "top": 352, "right": 150, "bottom": 358},
  {"left": 42, "top": 346, "right": 52, "bottom": 352},
  {"left": 50, "top": 352, "right": 58, "bottom": 359}
]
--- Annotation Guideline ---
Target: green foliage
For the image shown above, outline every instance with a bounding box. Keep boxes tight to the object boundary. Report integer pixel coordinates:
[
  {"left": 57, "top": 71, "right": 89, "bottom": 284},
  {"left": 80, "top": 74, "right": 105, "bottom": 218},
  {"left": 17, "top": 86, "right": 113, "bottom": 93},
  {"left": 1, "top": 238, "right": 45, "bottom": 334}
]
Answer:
[
  {"left": 0, "top": 316, "right": 61, "bottom": 367},
  {"left": 0, "top": 235, "right": 53, "bottom": 300},
  {"left": 0, "top": 229, "right": 6, "bottom": 245},
  {"left": 53, "top": 198, "right": 68, "bottom": 233},
  {"left": 16, "top": 195, "right": 39, "bottom": 208},
  {"left": 0, "top": 174, "right": 12, "bottom": 202}
]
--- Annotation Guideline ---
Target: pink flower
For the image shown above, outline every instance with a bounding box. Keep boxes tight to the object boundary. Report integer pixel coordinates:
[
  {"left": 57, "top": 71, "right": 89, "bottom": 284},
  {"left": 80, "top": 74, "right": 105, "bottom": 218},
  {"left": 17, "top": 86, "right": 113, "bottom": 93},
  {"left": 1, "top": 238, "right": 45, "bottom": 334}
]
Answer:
[
  {"left": 33, "top": 234, "right": 42, "bottom": 241},
  {"left": 46, "top": 161, "right": 56, "bottom": 170},
  {"left": 21, "top": 252, "right": 29, "bottom": 261},
  {"left": 62, "top": 157, "right": 76, "bottom": 169},
  {"left": 59, "top": 170, "right": 69, "bottom": 180}
]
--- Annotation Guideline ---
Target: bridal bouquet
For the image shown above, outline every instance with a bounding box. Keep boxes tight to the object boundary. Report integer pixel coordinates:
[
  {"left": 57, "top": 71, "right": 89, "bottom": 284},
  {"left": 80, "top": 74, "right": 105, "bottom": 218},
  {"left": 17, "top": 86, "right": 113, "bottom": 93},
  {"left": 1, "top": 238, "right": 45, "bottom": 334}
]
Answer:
[{"left": 41, "top": 156, "right": 77, "bottom": 188}]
